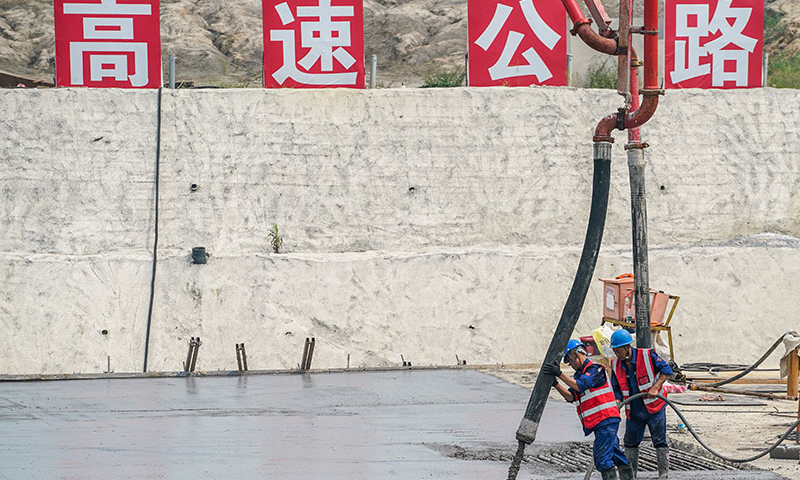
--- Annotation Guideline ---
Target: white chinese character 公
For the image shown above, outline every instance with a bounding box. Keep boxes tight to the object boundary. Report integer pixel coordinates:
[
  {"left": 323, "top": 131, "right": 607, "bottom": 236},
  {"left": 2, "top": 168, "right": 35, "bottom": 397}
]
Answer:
[
  {"left": 474, "top": 0, "right": 561, "bottom": 82},
  {"left": 63, "top": 0, "right": 152, "bottom": 87},
  {"left": 271, "top": 0, "right": 357, "bottom": 85},
  {"left": 671, "top": 0, "right": 757, "bottom": 86}
]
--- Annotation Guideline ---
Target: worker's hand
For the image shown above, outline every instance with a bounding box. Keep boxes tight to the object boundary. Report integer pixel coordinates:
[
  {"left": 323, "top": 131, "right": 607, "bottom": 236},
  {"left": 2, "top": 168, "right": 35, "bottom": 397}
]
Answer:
[
  {"left": 541, "top": 361, "right": 562, "bottom": 378},
  {"left": 647, "top": 385, "right": 660, "bottom": 399}
]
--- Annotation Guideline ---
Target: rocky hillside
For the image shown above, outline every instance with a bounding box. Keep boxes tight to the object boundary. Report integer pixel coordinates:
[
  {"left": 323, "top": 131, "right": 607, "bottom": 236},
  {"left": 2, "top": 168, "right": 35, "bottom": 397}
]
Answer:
[{"left": 0, "top": 0, "right": 797, "bottom": 87}]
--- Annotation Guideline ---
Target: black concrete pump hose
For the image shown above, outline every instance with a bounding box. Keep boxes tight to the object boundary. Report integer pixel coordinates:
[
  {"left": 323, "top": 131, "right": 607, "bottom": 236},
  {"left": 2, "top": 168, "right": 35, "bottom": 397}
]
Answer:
[
  {"left": 507, "top": 143, "right": 613, "bottom": 480},
  {"left": 579, "top": 392, "right": 800, "bottom": 479},
  {"left": 692, "top": 331, "right": 796, "bottom": 388}
]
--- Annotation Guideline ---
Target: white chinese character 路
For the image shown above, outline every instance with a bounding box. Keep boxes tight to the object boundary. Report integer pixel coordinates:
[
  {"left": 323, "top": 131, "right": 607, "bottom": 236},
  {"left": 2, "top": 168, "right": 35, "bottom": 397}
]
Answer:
[{"left": 671, "top": 0, "right": 756, "bottom": 86}]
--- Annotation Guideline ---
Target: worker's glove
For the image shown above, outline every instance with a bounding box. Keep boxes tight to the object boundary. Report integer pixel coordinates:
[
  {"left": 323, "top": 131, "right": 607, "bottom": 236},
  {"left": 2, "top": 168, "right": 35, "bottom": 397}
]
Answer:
[{"left": 541, "top": 361, "right": 562, "bottom": 378}]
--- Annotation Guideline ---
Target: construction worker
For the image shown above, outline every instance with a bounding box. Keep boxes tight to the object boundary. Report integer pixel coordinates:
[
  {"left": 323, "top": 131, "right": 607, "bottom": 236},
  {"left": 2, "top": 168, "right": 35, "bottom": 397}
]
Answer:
[
  {"left": 542, "top": 339, "right": 634, "bottom": 480},
  {"left": 609, "top": 329, "right": 673, "bottom": 479}
]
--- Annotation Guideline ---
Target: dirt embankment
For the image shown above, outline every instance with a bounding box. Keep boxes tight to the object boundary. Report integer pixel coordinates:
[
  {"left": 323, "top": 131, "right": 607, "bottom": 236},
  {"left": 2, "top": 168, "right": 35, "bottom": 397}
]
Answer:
[{"left": 1, "top": 0, "right": 797, "bottom": 87}]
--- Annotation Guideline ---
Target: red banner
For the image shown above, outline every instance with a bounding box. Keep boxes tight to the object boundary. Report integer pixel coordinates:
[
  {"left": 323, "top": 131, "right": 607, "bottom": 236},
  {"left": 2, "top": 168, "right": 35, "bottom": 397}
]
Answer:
[
  {"left": 468, "top": 0, "right": 567, "bottom": 87},
  {"left": 665, "top": 0, "right": 763, "bottom": 89},
  {"left": 54, "top": 0, "right": 162, "bottom": 88},
  {"left": 263, "top": 0, "right": 365, "bottom": 88}
]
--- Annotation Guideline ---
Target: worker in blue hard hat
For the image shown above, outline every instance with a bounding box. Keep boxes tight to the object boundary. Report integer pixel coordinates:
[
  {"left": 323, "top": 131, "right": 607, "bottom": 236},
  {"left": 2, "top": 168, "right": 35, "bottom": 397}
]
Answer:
[
  {"left": 542, "top": 339, "right": 634, "bottom": 480},
  {"left": 609, "top": 329, "right": 674, "bottom": 480}
]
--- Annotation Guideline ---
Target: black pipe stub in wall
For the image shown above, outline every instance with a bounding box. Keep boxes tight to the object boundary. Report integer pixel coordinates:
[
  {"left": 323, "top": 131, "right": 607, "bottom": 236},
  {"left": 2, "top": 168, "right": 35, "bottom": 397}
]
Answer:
[
  {"left": 189, "top": 183, "right": 199, "bottom": 192},
  {"left": 191, "top": 247, "right": 207, "bottom": 264}
]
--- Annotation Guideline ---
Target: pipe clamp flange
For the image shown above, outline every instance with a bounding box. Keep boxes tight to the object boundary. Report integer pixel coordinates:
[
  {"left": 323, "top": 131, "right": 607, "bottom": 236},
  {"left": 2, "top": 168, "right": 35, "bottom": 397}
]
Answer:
[
  {"left": 616, "top": 107, "right": 627, "bottom": 130},
  {"left": 640, "top": 88, "right": 665, "bottom": 96},
  {"left": 624, "top": 142, "right": 650, "bottom": 150},
  {"left": 570, "top": 19, "right": 592, "bottom": 36}
]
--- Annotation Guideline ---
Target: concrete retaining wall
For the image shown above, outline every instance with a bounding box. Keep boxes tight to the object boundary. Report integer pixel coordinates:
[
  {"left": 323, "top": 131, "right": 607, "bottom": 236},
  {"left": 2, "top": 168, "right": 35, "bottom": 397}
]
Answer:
[{"left": 2, "top": 86, "right": 799, "bottom": 374}]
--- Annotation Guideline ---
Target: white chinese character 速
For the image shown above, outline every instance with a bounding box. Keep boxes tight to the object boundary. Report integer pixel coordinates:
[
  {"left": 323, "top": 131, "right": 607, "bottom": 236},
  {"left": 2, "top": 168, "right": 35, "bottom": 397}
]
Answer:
[
  {"left": 270, "top": 0, "right": 357, "bottom": 86},
  {"left": 63, "top": 0, "right": 152, "bottom": 87},
  {"left": 474, "top": 0, "right": 561, "bottom": 82}
]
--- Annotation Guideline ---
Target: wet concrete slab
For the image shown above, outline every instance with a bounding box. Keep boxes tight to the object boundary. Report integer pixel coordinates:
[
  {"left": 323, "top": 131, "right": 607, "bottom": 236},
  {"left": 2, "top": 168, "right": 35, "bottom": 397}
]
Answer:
[{"left": 0, "top": 369, "right": 785, "bottom": 480}]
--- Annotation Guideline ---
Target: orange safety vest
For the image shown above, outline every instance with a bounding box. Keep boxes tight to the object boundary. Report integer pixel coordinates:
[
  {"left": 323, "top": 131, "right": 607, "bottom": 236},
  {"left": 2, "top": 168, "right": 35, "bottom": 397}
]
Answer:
[
  {"left": 574, "top": 360, "right": 621, "bottom": 430},
  {"left": 612, "top": 348, "right": 667, "bottom": 419}
]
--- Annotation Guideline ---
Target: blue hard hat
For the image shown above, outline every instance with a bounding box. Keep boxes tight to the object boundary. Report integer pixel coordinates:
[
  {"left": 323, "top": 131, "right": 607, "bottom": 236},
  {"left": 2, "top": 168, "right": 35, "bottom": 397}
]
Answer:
[
  {"left": 563, "top": 339, "right": 584, "bottom": 363},
  {"left": 610, "top": 329, "right": 634, "bottom": 349}
]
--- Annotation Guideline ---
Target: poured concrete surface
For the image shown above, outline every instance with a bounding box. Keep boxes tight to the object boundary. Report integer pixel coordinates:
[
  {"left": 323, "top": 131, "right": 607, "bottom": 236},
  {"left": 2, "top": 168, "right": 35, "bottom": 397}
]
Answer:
[{"left": 0, "top": 369, "right": 785, "bottom": 479}]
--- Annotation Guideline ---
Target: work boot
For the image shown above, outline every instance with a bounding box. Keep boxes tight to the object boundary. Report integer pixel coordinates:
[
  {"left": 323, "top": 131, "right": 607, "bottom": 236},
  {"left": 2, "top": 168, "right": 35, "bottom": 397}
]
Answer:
[
  {"left": 656, "top": 446, "right": 669, "bottom": 479},
  {"left": 617, "top": 463, "right": 635, "bottom": 480},
  {"left": 600, "top": 467, "right": 619, "bottom": 480},
  {"left": 624, "top": 446, "right": 639, "bottom": 477}
]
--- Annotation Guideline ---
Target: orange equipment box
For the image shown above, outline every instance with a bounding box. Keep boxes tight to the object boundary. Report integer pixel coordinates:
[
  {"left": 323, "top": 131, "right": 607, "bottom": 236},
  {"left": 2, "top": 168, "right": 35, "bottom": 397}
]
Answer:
[{"left": 599, "top": 275, "right": 669, "bottom": 325}]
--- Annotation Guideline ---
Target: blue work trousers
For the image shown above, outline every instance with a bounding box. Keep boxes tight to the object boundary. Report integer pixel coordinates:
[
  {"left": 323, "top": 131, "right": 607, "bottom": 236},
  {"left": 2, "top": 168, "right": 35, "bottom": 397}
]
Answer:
[
  {"left": 623, "top": 407, "right": 668, "bottom": 448},
  {"left": 593, "top": 421, "right": 629, "bottom": 472}
]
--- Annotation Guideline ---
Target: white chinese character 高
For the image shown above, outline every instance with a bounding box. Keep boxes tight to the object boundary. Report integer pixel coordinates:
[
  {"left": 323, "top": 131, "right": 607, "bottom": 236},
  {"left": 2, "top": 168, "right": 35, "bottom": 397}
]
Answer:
[{"left": 63, "top": 0, "right": 152, "bottom": 87}]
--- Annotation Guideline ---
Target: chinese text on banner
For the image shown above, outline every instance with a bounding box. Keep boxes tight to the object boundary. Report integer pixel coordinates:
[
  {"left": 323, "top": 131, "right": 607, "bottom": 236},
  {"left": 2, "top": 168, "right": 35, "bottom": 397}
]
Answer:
[
  {"left": 665, "top": 0, "right": 763, "bottom": 89},
  {"left": 54, "top": 0, "right": 162, "bottom": 88},
  {"left": 263, "top": 0, "right": 365, "bottom": 88},
  {"left": 468, "top": 0, "right": 567, "bottom": 87}
]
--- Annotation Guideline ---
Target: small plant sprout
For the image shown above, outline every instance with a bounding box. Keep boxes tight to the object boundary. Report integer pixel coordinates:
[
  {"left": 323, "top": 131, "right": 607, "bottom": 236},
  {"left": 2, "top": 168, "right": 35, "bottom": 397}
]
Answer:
[{"left": 268, "top": 223, "right": 283, "bottom": 253}]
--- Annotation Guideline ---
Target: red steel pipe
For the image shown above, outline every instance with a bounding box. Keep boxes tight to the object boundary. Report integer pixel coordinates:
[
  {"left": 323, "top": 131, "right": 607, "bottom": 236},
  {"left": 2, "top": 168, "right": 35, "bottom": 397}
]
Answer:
[
  {"left": 627, "top": 50, "right": 641, "bottom": 144},
  {"left": 562, "top": 0, "right": 588, "bottom": 26},
  {"left": 562, "top": 0, "right": 659, "bottom": 143},
  {"left": 643, "top": 0, "right": 659, "bottom": 89},
  {"left": 623, "top": 0, "right": 660, "bottom": 139},
  {"left": 561, "top": 0, "right": 616, "bottom": 55}
]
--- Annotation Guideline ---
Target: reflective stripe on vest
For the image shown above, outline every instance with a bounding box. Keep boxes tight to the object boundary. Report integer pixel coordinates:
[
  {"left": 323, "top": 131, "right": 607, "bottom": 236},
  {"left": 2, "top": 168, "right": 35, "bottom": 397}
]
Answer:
[
  {"left": 613, "top": 348, "right": 666, "bottom": 418},
  {"left": 579, "top": 400, "right": 620, "bottom": 420},
  {"left": 575, "top": 360, "right": 620, "bottom": 430}
]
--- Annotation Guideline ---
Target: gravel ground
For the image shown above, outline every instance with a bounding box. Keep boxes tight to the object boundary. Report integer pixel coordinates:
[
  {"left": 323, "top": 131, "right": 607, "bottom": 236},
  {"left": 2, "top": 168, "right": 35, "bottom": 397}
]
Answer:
[{"left": 481, "top": 365, "right": 800, "bottom": 480}]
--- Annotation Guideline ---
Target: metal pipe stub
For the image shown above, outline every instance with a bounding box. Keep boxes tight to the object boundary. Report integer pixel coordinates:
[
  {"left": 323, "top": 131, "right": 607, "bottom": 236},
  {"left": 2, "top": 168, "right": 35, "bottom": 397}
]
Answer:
[
  {"left": 300, "top": 337, "right": 315, "bottom": 370},
  {"left": 184, "top": 337, "right": 201, "bottom": 372},
  {"left": 236, "top": 343, "right": 248, "bottom": 372}
]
